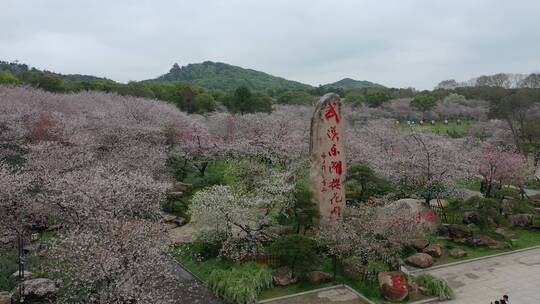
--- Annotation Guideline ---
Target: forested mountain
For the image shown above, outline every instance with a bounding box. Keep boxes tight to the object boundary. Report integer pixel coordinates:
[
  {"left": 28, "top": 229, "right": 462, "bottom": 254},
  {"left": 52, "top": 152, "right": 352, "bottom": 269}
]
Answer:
[
  {"left": 322, "top": 77, "right": 385, "bottom": 90},
  {"left": 0, "top": 60, "right": 106, "bottom": 82},
  {"left": 151, "top": 61, "right": 313, "bottom": 92}
]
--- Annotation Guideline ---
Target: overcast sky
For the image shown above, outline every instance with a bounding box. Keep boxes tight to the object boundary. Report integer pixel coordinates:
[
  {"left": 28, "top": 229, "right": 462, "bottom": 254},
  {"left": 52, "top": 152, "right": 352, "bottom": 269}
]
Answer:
[{"left": 1, "top": 0, "right": 539, "bottom": 89}]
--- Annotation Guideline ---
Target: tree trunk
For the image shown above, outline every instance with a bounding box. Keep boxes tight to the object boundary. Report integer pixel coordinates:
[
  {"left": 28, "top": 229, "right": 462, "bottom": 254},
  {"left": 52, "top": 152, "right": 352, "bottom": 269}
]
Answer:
[{"left": 246, "top": 231, "right": 254, "bottom": 256}]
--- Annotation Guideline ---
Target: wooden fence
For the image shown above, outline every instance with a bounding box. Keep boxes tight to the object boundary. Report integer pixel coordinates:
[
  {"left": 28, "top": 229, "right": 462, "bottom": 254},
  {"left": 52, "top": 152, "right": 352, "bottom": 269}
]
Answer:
[
  {"left": 240, "top": 255, "right": 281, "bottom": 265},
  {"left": 430, "top": 205, "right": 461, "bottom": 224}
]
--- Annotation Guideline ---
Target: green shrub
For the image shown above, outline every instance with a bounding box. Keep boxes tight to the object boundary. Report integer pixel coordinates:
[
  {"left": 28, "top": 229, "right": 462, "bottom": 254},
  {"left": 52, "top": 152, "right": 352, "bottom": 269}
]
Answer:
[
  {"left": 451, "top": 196, "right": 505, "bottom": 229},
  {"left": 162, "top": 196, "right": 191, "bottom": 221},
  {"left": 0, "top": 251, "right": 18, "bottom": 291},
  {"left": 276, "top": 90, "right": 315, "bottom": 105},
  {"left": 269, "top": 235, "right": 320, "bottom": 278},
  {"left": 365, "top": 258, "right": 390, "bottom": 274},
  {"left": 511, "top": 199, "right": 533, "bottom": 214},
  {"left": 400, "top": 244, "right": 417, "bottom": 258},
  {"left": 411, "top": 92, "right": 437, "bottom": 111},
  {"left": 491, "top": 187, "right": 520, "bottom": 200},
  {"left": 344, "top": 91, "right": 366, "bottom": 106},
  {"left": 191, "top": 239, "right": 222, "bottom": 260},
  {"left": 208, "top": 263, "right": 272, "bottom": 304},
  {"left": 346, "top": 164, "right": 395, "bottom": 203},
  {"left": 414, "top": 273, "right": 454, "bottom": 300},
  {"left": 285, "top": 180, "right": 318, "bottom": 233},
  {"left": 443, "top": 93, "right": 466, "bottom": 103}
]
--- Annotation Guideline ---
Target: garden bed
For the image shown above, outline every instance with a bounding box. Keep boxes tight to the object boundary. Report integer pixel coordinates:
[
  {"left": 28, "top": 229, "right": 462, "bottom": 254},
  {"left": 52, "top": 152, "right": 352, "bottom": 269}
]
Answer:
[
  {"left": 171, "top": 245, "right": 433, "bottom": 304},
  {"left": 427, "top": 227, "right": 540, "bottom": 267}
]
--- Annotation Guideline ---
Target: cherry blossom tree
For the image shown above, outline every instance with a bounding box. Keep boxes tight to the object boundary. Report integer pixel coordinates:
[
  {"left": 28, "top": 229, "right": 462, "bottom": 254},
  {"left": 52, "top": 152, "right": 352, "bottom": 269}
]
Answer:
[
  {"left": 317, "top": 202, "right": 432, "bottom": 270},
  {"left": 476, "top": 143, "right": 528, "bottom": 197},
  {"left": 0, "top": 86, "right": 197, "bottom": 303},
  {"left": 347, "top": 119, "right": 473, "bottom": 202},
  {"left": 190, "top": 162, "right": 296, "bottom": 260}
]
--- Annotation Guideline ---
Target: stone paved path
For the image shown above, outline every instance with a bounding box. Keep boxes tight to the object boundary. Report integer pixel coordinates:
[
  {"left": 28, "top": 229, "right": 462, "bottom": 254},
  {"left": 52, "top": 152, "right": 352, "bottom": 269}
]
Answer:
[
  {"left": 261, "top": 286, "right": 369, "bottom": 304},
  {"left": 168, "top": 257, "right": 224, "bottom": 304},
  {"left": 422, "top": 247, "right": 540, "bottom": 304}
]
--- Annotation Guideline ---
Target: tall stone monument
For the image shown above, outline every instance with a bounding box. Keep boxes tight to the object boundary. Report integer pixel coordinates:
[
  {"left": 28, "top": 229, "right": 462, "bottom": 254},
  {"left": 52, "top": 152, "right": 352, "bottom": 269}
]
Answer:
[{"left": 310, "top": 93, "right": 346, "bottom": 221}]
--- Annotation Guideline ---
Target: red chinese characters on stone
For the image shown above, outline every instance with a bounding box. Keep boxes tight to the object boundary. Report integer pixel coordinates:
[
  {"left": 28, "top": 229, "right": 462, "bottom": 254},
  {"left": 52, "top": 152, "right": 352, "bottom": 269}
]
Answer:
[
  {"left": 324, "top": 102, "right": 340, "bottom": 124},
  {"left": 415, "top": 210, "right": 436, "bottom": 223},
  {"left": 328, "top": 144, "right": 340, "bottom": 157},
  {"left": 329, "top": 178, "right": 341, "bottom": 190},
  {"left": 427, "top": 209, "right": 436, "bottom": 223},
  {"left": 321, "top": 178, "right": 328, "bottom": 192},
  {"left": 330, "top": 206, "right": 341, "bottom": 219},
  {"left": 327, "top": 126, "right": 339, "bottom": 142},
  {"left": 330, "top": 192, "right": 343, "bottom": 205},
  {"left": 330, "top": 160, "right": 343, "bottom": 176}
]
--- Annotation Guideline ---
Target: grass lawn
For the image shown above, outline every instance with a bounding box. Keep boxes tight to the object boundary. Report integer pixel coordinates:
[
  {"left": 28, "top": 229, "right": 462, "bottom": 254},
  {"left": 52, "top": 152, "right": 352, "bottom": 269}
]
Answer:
[
  {"left": 527, "top": 179, "right": 540, "bottom": 190},
  {"left": 457, "top": 178, "right": 482, "bottom": 192},
  {"left": 427, "top": 227, "right": 540, "bottom": 266},
  {"left": 420, "top": 121, "right": 472, "bottom": 137},
  {"left": 170, "top": 246, "right": 234, "bottom": 281},
  {"left": 400, "top": 121, "right": 473, "bottom": 138}
]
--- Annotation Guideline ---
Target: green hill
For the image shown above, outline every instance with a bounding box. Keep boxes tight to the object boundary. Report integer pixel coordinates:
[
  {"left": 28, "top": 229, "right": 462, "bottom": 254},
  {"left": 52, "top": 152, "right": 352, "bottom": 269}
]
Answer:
[
  {"left": 0, "top": 60, "right": 106, "bottom": 82},
  {"left": 322, "top": 78, "right": 385, "bottom": 90},
  {"left": 151, "top": 61, "right": 313, "bottom": 92}
]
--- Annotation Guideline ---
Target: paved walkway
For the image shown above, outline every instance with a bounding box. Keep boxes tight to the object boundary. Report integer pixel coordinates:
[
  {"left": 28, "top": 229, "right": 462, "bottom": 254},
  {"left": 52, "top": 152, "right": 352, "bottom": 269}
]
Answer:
[
  {"left": 168, "top": 257, "right": 224, "bottom": 304},
  {"left": 260, "top": 286, "right": 370, "bottom": 304},
  {"left": 422, "top": 247, "right": 540, "bottom": 304}
]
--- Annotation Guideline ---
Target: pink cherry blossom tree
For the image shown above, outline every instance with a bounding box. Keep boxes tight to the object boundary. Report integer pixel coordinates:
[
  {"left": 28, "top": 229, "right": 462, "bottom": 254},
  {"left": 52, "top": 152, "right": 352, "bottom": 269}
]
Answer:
[
  {"left": 0, "top": 86, "right": 199, "bottom": 303},
  {"left": 347, "top": 119, "right": 473, "bottom": 203},
  {"left": 475, "top": 142, "right": 528, "bottom": 197}
]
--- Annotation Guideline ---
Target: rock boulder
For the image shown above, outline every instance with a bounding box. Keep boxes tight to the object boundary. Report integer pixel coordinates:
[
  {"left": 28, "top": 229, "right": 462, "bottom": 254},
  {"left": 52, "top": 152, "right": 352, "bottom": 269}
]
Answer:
[
  {"left": 508, "top": 214, "right": 533, "bottom": 227},
  {"left": 0, "top": 292, "right": 11, "bottom": 304},
  {"left": 405, "top": 253, "right": 434, "bottom": 269},
  {"left": 411, "top": 239, "right": 430, "bottom": 251},
  {"left": 11, "top": 270, "right": 33, "bottom": 280},
  {"left": 494, "top": 228, "right": 517, "bottom": 239},
  {"left": 12, "top": 278, "right": 58, "bottom": 303},
  {"left": 422, "top": 244, "right": 443, "bottom": 258},
  {"left": 378, "top": 272, "right": 408, "bottom": 302},
  {"left": 449, "top": 248, "right": 467, "bottom": 258},
  {"left": 462, "top": 211, "right": 479, "bottom": 225},
  {"left": 448, "top": 224, "right": 472, "bottom": 239},
  {"left": 174, "top": 182, "right": 193, "bottom": 192},
  {"left": 272, "top": 267, "right": 297, "bottom": 286},
  {"left": 308, "top": 271, "right": 333, "bottom": 284}
]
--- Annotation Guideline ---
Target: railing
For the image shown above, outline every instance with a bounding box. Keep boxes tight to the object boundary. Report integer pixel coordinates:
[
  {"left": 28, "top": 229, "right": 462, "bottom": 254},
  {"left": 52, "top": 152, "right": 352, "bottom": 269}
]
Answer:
[
  {"left": 240, "top": 255, "right": 281, "bottom": 266},
  {"left": 430, "top": 204, "right": 461, "bottom": 224}
]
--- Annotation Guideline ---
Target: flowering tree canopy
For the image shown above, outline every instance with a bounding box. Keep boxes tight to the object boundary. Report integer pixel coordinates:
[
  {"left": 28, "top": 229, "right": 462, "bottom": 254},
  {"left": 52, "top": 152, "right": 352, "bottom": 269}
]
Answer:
[
  {"left": 348, "top": 119, "right": 473, "bottom": 201},
  {"left": 190, "top": 162, "right": 296, "bottom": 259},
  {"left": 0, "top": 86, "right": 195, "bottom": 302},
  {"left": 476, "top": 143, "right": 528, "bottom": 197}
]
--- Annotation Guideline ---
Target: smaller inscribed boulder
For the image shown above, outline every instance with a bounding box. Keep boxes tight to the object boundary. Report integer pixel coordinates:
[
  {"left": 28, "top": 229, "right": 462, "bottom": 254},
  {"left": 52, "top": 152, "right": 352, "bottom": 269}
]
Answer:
[{"left": 378, "top": 272, "right": 408, "bottom": 302}]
